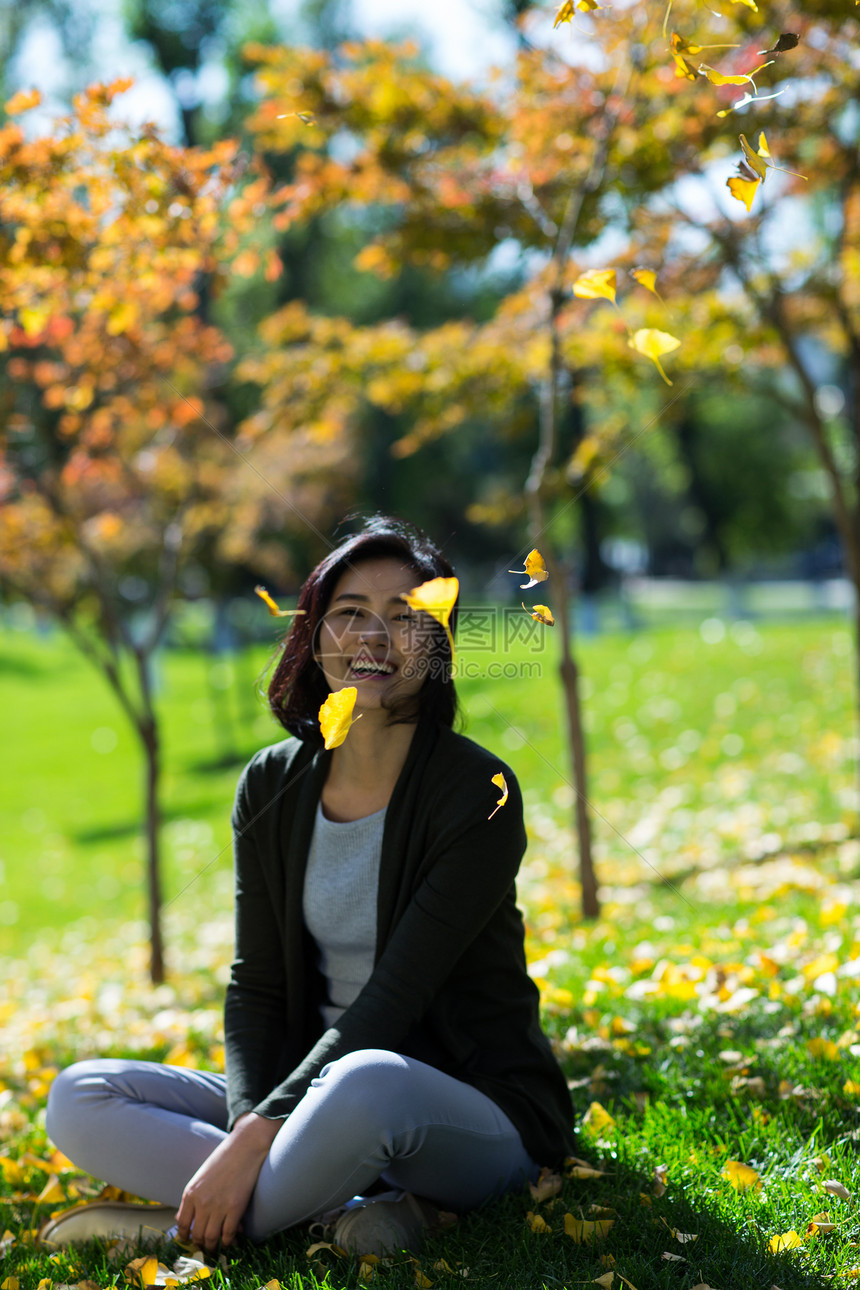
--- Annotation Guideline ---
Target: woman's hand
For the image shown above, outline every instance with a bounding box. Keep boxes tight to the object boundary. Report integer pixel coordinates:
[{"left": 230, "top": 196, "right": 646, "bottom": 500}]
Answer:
[{"left": 175, "top": 1113, "right": 282, "bottom": 1251}]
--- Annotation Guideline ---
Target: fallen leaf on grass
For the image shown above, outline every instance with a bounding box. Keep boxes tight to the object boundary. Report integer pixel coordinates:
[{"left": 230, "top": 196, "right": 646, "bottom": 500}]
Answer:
[
  {"left": 358, "top": 1256, "right": 379, "bottom": 1281},
  {"left": 722, "top": 1160, "right": 761, "bottom": 1190},
  {"left": 807, "top": 1038, "right": 840, "bottom": 1060},
  {"left": 582, "top": 1102, "right": 616, "bottom": 1135},
  {"left": 823, "top": 1180, "right": 852, "bottom": 1201},
  {"left": 769, "top": 1230, "right": 802, "bottom": 1252},
  {"left": 653, "top": 1165, "right": 668, "bottom": 1196},
  {"left": 806, "top": 1211, "right": 837, "bottom": 1235},
  {"left": 529, "top": 1168, "right": 563, "bottom": 1202},
  {"left": 564, "top": 1214, "right": 614, "bottom": 1243},
  {"left": 593, "top": 1274, "right": 615, "bottom": 1288},
  {"left": 527, "top": 1211, "right": 552, "bottom": 1233},
  {"left": 661, "top": 1252, "right": 685, "bottom": 1262},
  {"left": 2, "top": 1279, "right": 20, "bottom": 1290},
  {"left": 661, "top": 1217, "right": 697, "bottom": 1243},
  {"left": 305, "top": 1242, "right": 347, "bottom": 1258},
  {"left": 589, "top": 1206, "right": 619, "bottom": 1219}
]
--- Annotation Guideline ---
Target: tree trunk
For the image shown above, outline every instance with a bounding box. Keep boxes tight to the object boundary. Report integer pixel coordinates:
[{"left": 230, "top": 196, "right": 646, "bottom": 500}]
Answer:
[
  {"left": 140, "top": 712, "right": 165, "bottom": 985},
  {"left": 558, "top": 607, "right": 598, "bottom": 917}
]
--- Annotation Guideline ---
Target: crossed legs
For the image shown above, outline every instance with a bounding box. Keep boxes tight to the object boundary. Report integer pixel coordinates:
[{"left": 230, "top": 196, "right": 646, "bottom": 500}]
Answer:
[{"left": 46, "top": 1049, "right": 536, "bottom": 1243}]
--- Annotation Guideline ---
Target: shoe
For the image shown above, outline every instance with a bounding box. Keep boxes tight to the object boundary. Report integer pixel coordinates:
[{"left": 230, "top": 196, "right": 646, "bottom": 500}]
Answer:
[
  {"left": 39, "top": 1201, "right": 178, "bottom": 1248},
  {"left": 332, "top": 1191, "right": 438, "bottom": 1256}
]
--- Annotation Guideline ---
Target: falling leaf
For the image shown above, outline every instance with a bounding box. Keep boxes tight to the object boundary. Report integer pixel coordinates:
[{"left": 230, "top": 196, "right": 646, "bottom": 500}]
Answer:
[
  {"left": 573, "top": 269, "right": 617, "bottom": 303},
  {"left": 699, "top": 61, "right": 771, "bottom": 86},
  {"left": 564, "top": 1215, "right": 614, "bottom": 1243},
  {"left": 631, "top": 268, "right": 663, "bottom": 300},
  {"left": 488, "top": 772, "right": 509, "bottom": 820},
  {"left": 717, "top": 87, "right": 787, "bottom": 117},
  {"left": 722, "top": 1160, "right": 761, "bottom": 1190},
  {"left": 509, "top": 548, "right": 549, "bottom": 589},
  {"left": 275, "top": 111, "right": 317, "bottom": 124},
  {"left": 526, "top": 1211, "right": 552, "bottom": 1233},
  {"left": 727, "top": 175, "right": 761, "bottom": 212},
  {"left": 402, "top": 576, "right": 458, "bottom": 660},
  {"left": 759, "top": 32, "right": 798, "bottom": 53},
  {"left": 553, "top": 0, "right": 576, "bottom": 23},
  {"left": 823, "top": 1179, "right": 852, "bottom": 1201},
  {"left": 628, "top": 329, "right": 680, "bottom": 385},
  {"left": 739, "top": 132, "right": 771, "bottom": 181},
  {"left": 254, "top": 586, "right": 305, "bottom": 618},
  {"left": 318, "top": 687, "right": 360, "bottom": 750},
  {"left": 769, "top": 1231, "right": 802, "bottom": 1253},
  {"left": 522, "top": 603, "right": 555, "bottom": 626}
]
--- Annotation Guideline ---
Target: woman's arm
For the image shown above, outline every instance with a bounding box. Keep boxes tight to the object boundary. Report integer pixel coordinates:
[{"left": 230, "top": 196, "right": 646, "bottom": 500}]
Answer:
[{"left": 175, "top": 1112, "right": 282, "bottom": 1251}]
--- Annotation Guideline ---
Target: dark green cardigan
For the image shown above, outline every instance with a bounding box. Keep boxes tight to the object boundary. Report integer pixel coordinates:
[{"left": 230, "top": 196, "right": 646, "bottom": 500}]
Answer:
[{"left": 224, "top": 713, "right": 575, "bottom": 1166}]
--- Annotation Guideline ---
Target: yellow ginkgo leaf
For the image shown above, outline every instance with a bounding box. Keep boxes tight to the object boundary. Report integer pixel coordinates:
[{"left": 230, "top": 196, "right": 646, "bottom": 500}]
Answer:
[
  {"left": 527, "top": 1211, "right": 552, "bottom": 1233},
  {"left": 670, "top": 30, "right": 702, "bottom": 54},
  {"left": 564, "top": 1214, "right": 615, "bottom": 1243},
  {"left": 402, "top": 576, "right": 458, "bottom": 660},
  {"left": 509, "top": 548, "right": 549, "bottom": 588},
  {"left": 593, "top": 1273, "right": 615, "bottom": 1288},
  {"left": 414, "top": 1270, "right": 434, "bottom": 1289},
  {"left": 583, "top": 1101, "right": 616, "bottom": 1134},
  {"left": 722, "top": 1160, "right": 761, "bottom": 1190},
  {"left": 672, "top": 53, "right": 699, "bottom": 80},
  {"left": 769, "top": 1230, "right": 802, "bottom": 1253},
  {"left": 255, "top": 586, "right": 305, "bottom": 618},
  {"left": 522, "top": 603, "right": 555, "bottom": 626},
  {"left": 727, "top": 174, "right": 761, "bottom": 212},
  {"left": 319, "top": 687, "right": 360, "bottom": 750},
  {"left": 628, "top": 329, "right": 681, "bottom": 385},
  {"left": 553, "top": 0, "right": 576, "bottom": 25},
  {"left": 631, "top": 268, "right": 664, "bottom": 301},
  {"left": 573, "top": 268, "right": 617, "bottom": 303},
  {"left": 739, "top": 132, "right": 770, "bottom": 180},
  {"left": 807, "top": 1037, "right": 840, "bottom": 1060},
  {"left": 699, "top": 60, "right": 771, "bottom": 86},
  {"left": 489, "top": 772, "right": 509, "bottom": 820}
]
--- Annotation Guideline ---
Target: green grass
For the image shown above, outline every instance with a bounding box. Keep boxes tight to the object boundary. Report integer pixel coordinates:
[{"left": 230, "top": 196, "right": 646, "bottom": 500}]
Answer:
[{"left": 2, "top": 613, "right": 860, "bottom": 1290}]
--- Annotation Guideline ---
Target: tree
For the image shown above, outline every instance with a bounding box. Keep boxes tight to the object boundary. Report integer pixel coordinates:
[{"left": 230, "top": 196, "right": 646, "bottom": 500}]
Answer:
[
  {"left": 232, "top": 31, "right": 717, "bottom": 917},
  {"left": 0, "top": 80, "right": 273, "bottom": 981}
]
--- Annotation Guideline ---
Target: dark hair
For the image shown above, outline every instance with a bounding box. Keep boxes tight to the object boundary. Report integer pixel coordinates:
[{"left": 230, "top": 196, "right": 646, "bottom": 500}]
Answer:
[{"left": 268, "top": 515, "right": 459, "bottom": 744}]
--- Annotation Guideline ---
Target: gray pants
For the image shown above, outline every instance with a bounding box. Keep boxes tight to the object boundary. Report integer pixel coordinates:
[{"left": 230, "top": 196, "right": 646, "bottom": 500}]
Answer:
[{"left": 46, "top": 1049, "right": 537, "bottom": 1242}]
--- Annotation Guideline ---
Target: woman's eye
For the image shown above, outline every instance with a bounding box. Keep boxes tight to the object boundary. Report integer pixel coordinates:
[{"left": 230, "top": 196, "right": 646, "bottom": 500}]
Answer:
[{"left": 339, "top": 606, "right": 363, "bottom": 618}]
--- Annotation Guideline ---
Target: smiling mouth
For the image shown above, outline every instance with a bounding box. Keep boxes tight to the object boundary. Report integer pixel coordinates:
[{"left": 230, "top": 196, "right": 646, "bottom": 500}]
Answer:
[{"left": 349, "top": 657, "right": 396, "bottom": 679}]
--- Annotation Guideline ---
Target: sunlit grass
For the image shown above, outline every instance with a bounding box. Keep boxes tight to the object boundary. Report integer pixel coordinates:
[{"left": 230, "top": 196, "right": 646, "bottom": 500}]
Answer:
[{"left": 2, "top": 614, "right": 859, "bottom": 1289}]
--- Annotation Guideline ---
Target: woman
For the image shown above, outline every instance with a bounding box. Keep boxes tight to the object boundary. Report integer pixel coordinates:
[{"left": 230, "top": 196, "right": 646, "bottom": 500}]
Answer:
[{"left": 45, "top": 516, "right": 574, "bottom": 1255}]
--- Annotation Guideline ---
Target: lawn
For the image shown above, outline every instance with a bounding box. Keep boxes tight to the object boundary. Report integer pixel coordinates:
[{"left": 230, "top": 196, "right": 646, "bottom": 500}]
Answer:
[{"left": 2, "top": 613, "right": 860, "bottom": 1290}]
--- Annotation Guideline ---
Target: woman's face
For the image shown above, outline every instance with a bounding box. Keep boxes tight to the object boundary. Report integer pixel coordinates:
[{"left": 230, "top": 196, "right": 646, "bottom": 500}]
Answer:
[{"left": 314, "top": 556, "right": 433, "bottom": 710}]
